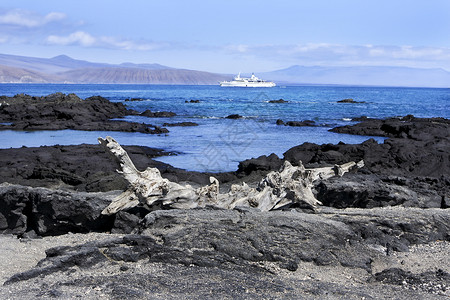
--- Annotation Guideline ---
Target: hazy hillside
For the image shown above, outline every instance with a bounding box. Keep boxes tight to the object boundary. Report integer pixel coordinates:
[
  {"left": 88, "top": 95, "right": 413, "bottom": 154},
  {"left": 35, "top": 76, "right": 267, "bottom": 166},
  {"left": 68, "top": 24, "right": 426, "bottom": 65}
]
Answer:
[
  {"left": 59, "top": 67, "right": 229, "bottom": 84},
  {"left": 0, "top": 53, "right": 449, "bottom": 87},
  {"left": 262, "top": 65, "right": 450, "bottom": 88},
  {"left": 0, "top": 53, "right": 227, "bottom": 84},
  {"left": 0, "top": 65, "right": 62, "bottom": 83},
  {"left": 0, "top": 54, "right": 173, "bottom": 74},
  {"left": 118, "top": 62, "right": 173, "bottom": 70}
]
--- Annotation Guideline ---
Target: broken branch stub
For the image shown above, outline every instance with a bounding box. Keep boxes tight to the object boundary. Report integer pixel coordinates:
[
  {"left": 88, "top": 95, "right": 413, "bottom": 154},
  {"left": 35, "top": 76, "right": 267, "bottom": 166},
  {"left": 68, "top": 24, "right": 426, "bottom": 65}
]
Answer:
[{"left": 98, "top": 136, "right": 364, "bottom": 215}]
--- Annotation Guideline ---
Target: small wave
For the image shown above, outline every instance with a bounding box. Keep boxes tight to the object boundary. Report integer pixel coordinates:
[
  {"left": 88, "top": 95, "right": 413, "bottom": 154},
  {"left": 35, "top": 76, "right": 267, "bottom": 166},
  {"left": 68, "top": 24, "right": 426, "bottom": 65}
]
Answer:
[{"left": 342, "top": 118, "right": 352, "bottom": 122}]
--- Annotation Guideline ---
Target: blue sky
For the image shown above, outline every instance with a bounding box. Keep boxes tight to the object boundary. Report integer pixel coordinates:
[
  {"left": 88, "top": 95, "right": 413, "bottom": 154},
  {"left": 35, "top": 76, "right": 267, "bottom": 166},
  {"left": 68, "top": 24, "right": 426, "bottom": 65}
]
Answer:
[{"left": 1, "top": 0, "right": 449, "bottom": 73}]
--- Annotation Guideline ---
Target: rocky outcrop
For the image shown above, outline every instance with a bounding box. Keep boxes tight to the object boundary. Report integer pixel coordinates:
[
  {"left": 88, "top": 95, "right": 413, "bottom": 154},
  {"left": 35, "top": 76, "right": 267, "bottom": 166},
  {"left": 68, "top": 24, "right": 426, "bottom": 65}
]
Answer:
[
  {"left": 372, "top": 268, "right": 450, "bottom": 295},
  {"left": 243, "top": 116, "right": 450, "bottom": 209},
  {"left": 140, "top": 110, "right": 176, "bottom": 118},
  {"left": 337, "top": 98, "right": 366, "bottom": 103},
  {"left": 268, "top": 99, "right": 288, "bottom": 103},
  {"left": 0, "top": 144, "right": 173, "bottom": 192},
  {"left": 225, "top": 114, "right": 243, "bottom": 119},
  {"left": 0, "top": 93, "right": 168, "bottom": 134},
  {"left": 0, "top": 183, "right": 115, "bottom": 236},
  {"left": 3, "top": 207, "right": 449, "bottom": 299},
  {"left": 237, "top": 153, "right": 283, "bottom": 176},
  {"left": 276, "top": 119, "right": 317, "bottom": 127},
  {"left": 162, "top": 122, "right": 198, "bottom": 127},
  {"left": 330, "top": 115, "right": 450, "bottom": 139},
  {"left": 315, "top": 174, "right": 444, "bottom": 209},
  {"left": 0, "top": 143, "right": 237, "bottom": 193}
]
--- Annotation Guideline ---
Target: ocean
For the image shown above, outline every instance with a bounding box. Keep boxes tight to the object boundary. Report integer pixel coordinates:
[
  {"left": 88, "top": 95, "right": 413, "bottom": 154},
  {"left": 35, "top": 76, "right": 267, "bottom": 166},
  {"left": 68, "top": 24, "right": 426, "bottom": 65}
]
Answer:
[{"left": 0, "top": 84, "right": 448, "bottom": 172}]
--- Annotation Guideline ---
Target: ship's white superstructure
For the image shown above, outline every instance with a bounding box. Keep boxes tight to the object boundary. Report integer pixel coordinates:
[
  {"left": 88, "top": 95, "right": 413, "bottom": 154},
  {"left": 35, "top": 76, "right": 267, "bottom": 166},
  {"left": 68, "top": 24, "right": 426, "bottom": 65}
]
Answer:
[{"left": 220, "top": 73, "right": 276, "bottom": 87}]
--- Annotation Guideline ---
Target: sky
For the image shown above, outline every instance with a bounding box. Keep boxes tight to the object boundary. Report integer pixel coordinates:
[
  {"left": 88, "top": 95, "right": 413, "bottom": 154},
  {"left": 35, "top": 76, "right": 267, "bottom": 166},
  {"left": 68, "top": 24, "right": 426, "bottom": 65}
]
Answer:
[{"left": 1, "top": 0, "right": 450, "bottom": 73}]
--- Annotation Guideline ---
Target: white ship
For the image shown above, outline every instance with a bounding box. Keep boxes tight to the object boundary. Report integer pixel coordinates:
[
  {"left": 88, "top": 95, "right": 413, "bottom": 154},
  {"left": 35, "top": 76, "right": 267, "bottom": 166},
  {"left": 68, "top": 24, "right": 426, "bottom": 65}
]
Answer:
[{"left": 219, "top": 73, "right": 276, "bottom": 87}]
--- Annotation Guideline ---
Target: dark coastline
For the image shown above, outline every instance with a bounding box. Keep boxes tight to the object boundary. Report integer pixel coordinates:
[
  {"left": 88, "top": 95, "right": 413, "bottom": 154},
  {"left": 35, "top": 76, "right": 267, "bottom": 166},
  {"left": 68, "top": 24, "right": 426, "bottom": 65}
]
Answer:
[{"left": 0, "top": 93, "right": 449, "bottom": 299}]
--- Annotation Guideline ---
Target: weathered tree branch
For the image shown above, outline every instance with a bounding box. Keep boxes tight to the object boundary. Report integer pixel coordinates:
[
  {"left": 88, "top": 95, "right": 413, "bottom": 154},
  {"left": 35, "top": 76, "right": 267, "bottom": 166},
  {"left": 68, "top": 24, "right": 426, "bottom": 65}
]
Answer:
[{"left": 99, "top": 136, "right": 364, "bottom": 215}]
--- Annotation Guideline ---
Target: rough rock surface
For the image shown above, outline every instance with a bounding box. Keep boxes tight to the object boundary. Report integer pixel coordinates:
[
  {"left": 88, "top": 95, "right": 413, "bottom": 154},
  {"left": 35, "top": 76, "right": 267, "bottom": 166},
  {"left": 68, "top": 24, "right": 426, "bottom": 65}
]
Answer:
[
  {"left": 330, "top": 115, "right": 450, "bottom": 139},
  {"left": 276, "top": 120, "right": 317, "bottom": 127},
  {"left": 268, "top": 98, "right": 288, "bottom": 103},
  {"left": 0, "top": 93, "right": 167, "bottom": 134},
  {"left": 0, "top": 183, "right": 116, "bottom": 236},
  {"left": 0, "top": 144, "right": 173, "bottom": 192},
  {"left": 239, "top": 116, "right": 450, "bottom": 209},
  {"left": 315, "top": 173, "right": 445, "bottom": 209},
  {"left": 337, "top": 98, "right": 366, "bottom": 103},
  {"left": 226, "top": 114, "right": 243, "bottom": 119},
  {"left": 140, "top": 110, "right": 176, "bottom": 118},
  {"left": 0, "top": 143, "right": 239, "bottom": 193},
  {"left": 1, "top": 207, "right": 448, "bottom": 299},
  {"left": 162, "top": 121, "right": 198, "bottom": 127}
]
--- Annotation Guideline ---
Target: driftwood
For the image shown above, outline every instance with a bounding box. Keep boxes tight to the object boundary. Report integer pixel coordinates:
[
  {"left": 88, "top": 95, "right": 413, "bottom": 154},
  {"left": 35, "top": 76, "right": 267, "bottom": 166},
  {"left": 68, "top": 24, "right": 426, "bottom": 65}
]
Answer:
[{"left": 99, "top": 136, "right": 364, "bottom": 215}]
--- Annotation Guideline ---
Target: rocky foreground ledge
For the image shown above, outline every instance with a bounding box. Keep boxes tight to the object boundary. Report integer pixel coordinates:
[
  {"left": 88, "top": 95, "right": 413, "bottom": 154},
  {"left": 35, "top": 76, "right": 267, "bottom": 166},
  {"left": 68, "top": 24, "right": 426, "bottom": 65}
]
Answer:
[
  {"left": 0, "top": 115, "right": 449, "bottom": 298},
  {"left": 0, "top": 207, "right": 449, "bottom": 299}
]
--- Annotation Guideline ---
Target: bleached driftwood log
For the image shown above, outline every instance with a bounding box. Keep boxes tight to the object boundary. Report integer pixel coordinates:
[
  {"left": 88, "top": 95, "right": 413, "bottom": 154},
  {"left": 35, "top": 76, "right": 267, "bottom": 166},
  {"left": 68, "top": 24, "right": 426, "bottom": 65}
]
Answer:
[{"left": 99, "top": 136, "right": 364, "bottom": 215}]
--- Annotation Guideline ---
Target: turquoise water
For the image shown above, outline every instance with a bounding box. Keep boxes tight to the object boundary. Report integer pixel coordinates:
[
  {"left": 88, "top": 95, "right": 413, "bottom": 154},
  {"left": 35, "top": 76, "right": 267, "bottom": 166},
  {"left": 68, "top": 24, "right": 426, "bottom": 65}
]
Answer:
[{"left": 0, "top": 84, "right": 448, "bottom": 172}]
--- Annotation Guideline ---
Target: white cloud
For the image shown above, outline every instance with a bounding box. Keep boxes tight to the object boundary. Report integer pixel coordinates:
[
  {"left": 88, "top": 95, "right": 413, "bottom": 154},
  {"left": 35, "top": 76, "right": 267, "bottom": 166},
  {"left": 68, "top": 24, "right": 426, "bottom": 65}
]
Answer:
[
  {"left": 44, "top": 12, "right": 66, "bottom": 23},
  {"left": 99, "top": 36, "right": 165, "bottom": 51},
  {"left": 46, "top": 31, "right": 167, "bottom": 51},
  {"left": 225, "top": 44, "right": 249, "bottom": 53},
  {"left": 0, "top": 9, "right": 66, "bottom": 28},
  {"left": 46, "top": 31, "right": 96, "bottom": 47}
]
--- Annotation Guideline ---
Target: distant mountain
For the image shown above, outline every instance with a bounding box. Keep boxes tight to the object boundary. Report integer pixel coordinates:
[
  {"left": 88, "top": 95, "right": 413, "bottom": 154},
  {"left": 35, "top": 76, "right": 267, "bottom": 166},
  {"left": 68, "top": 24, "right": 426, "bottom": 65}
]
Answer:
[
  {"left": 1, "top": 53, "right": 449, "bottom": 87},
  {"left": 119, "top": 62, "right": 173, "bottom": 70},
  {"left": 59, "top": 67, "right": 229, "bottom": 84},
  {"left": 0, "top": 64, "right": 62, "bottom": 83},
  {"left": 262, "top": 65, "right": 450, "bottom": 88},
  {"left": 0, "top": 54, "right": 107, "bottom": 74},
  {"left": 0, "top": 53, "right": 227, "bottom": 84}
]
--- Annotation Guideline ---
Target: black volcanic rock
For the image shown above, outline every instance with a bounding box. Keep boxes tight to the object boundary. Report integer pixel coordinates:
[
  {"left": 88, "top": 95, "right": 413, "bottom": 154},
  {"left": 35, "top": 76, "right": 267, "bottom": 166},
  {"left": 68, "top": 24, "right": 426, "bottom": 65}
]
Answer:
[
  {"left": 162, "top": 122, "right": 198, "bottom": 127},
  {"left": 352, "top": 115, "right": 371, "bottom": 121},
  {"left": 285, "top": 120, "right": 316, "bottom": 127},
  {"left": 237, "top": 153, "right": 283, "bottom": 176},
  {"left": 330, "top": 115, "right": 450, "bottom": 139},
  {"left": 275, "top": 119, "right": 316, "bottom": 127},
  {"left": 0, "top": 184, "right": 115, "bottom": 236},
  {"left": 124, "top": 98, "right": 145, "bottom": 101},
  {"left": 0, "top": 93, "right": 165, "bottom": 134},
  {"left": 0, "top": 144, "right": 172, "bottom": 192},
  {"left": 285, "top": 116, "right": 450, "bottom": 179},
  {"left": 225, "top": 114, "right": 243, "bottom": 119},
  {"left": 315, "top": 173, "right": 443, "bottom": 209},
  {"left": 140, "top": 110, "right": 176, "bottom": 117},
  {"left": 4, "top": 207, "right": 449, "bottom": 284},
  {"left": 337, "top": 98, "right": 366, "bottom": 103},
  {"left": 0, "top": 143, "right": 236, "bottom": 193},
  {"left": 269, "top": 99, "right": 288, "bottom": 103},
  {"left": 372, "top": 268, "right": 450, "bottom": 295}
]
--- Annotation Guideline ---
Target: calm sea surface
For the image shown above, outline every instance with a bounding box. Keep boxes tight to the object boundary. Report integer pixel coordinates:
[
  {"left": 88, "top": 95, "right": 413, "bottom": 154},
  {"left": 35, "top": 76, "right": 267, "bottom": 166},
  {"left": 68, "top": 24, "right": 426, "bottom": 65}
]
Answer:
[{"left": 0, "top": 84, "right": 448, "bottom": 172}]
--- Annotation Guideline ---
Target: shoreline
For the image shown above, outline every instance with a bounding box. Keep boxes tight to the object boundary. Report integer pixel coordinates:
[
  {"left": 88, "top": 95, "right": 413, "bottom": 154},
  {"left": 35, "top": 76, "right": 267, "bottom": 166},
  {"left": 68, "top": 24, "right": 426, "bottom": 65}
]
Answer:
[{"left": 0, "top": 93, "right": 449, "bottom": 298}]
